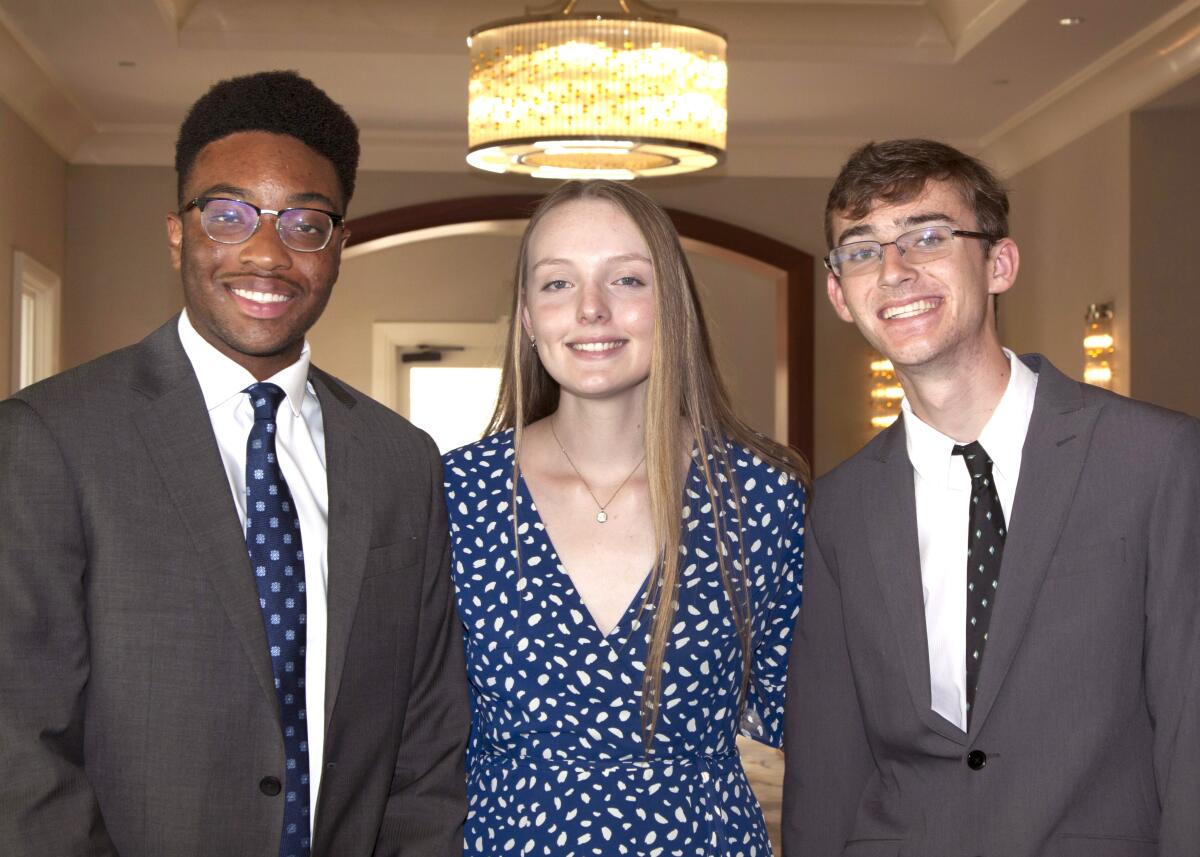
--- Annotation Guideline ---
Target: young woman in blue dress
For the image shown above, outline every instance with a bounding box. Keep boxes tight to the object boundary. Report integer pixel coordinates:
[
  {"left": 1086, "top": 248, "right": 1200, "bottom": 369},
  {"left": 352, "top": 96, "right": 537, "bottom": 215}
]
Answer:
[{"left": 443, "top": 180, "right": 809, "bottom": 856}]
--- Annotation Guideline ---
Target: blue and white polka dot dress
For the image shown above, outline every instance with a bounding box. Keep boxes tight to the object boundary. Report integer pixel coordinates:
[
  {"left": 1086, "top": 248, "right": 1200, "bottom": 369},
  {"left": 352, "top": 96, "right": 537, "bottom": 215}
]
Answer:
[{"left": 444, "top": 430, "right": 805, "bottom": 856}]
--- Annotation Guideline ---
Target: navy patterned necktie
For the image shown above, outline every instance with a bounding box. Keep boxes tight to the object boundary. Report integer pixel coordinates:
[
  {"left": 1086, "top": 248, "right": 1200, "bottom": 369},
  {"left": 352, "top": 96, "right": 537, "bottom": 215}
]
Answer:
[
  {"left": 952, "top": 440, "right": 1006, "bottom": 727},
  {"left": 244, "top": 383, "right": 310, "bottom": 857}
]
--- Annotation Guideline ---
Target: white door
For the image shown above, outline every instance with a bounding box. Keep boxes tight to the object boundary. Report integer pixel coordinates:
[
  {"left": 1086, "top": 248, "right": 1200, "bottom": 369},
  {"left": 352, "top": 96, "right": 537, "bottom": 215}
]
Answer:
[{"left": 372, "top": 321, "right": 507, "bottom": 453}]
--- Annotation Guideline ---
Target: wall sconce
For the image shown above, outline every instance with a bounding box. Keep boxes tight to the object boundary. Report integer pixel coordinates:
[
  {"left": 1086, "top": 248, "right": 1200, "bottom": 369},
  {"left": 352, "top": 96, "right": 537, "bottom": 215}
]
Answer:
[
  {"left": 1083, "top": 302, "right": 1115, "bottom": 389},
  {"left": 870, "top": 355, "right": 903, "bottom": 430}
]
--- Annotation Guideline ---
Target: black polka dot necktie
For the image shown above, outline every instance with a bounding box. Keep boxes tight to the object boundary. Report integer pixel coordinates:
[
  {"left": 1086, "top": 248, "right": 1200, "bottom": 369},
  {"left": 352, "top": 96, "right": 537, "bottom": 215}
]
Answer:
[
  {"left": 244, "top": 383, "right": 310, "bottom": 857},
  {"left": 952, "top": 440, "right": 1006, "bottom": 727}
]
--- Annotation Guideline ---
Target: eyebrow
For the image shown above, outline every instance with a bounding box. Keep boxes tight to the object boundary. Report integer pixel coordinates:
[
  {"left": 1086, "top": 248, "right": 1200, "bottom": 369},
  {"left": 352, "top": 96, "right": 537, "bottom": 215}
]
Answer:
[
  {"left": 194, "top": 184, "right": 340, "bottom": 212},
  {"left": 530, "top": 252, "right": 652, "bottom": 271},
  {"left": 835, "top": 210, "right": 957, "bottom": 247}
]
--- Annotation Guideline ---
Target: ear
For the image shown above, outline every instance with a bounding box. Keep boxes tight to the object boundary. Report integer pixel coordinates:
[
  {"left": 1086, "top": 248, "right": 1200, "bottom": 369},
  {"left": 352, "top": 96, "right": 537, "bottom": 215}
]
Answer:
[
  {"left": 826, "top": 271, "right": 855, "bottom": 323},
  {"left": 339, "top": 227, "right": 351, "bottom": 250},
  {"left": 520, "top": 303, "right": 533, "bottom": 338},
  {"left": 987, "top": 237, "right": 1019, "bottom": 296},
  {"left": 166, "top": 211, "right": 183, "bottom": 271}
]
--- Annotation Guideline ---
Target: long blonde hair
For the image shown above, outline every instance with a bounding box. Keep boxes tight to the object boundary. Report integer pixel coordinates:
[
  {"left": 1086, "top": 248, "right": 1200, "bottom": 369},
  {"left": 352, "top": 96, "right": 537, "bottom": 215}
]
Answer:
[{"left": 489, "top": 180, "right": 810, "bottom": 750}]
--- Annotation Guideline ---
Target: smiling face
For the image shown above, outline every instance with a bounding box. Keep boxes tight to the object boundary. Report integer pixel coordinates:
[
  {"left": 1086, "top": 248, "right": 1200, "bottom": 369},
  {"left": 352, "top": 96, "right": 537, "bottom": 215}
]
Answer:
[
  {"left": 825, "top": 179, "right": 1018, "bottom": 377},
  {"left": 521, "top": 198, "right": 656, "bottom": 405},
  {"left": 166, "top": 131, "right": 347, "bottom": 380}
]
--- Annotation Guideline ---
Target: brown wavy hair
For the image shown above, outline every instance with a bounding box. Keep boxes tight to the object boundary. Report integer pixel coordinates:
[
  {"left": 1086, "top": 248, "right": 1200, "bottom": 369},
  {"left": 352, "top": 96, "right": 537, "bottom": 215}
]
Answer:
[
  {"left": 488, "top": 179, "right": 809, "bottom": 750},
  {"left": 824, "top": 138, "right": 1009, "bottom": 250}
]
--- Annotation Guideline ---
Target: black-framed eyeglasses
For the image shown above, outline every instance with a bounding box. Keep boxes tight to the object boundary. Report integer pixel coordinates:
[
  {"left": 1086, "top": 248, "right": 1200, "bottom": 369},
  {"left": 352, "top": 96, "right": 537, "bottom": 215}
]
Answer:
[
  {"left": 182, "top": 197, "right": 345, "bottom": 253},
  {"left": 824, "top": 225, "right": 1000, "bottom": 279}
]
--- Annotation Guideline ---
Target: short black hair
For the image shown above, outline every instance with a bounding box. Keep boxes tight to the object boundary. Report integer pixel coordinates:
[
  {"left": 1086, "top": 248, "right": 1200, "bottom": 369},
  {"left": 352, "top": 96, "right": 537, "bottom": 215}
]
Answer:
[{"left": 174, "top": 70, "right": 359, "bottom": 207}]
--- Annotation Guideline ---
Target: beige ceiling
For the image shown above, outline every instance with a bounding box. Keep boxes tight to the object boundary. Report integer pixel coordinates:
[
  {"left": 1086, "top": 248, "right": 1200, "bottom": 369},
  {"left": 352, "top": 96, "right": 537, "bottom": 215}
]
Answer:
[{"left": 1, "top": 0, "right": 1197, "bottom": 178}]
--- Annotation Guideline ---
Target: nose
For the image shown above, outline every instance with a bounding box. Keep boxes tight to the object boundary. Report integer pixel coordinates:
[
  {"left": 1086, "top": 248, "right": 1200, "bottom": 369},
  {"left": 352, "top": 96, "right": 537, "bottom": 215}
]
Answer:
[
  {"left": 576, "top": 280, "right": 610, "bottom": 323},
  {"left": 238, "top": 214, "right": 292, "bottom": 271},
  {"left": 876, "top": 240, "right": 915, "bottom": 289}
]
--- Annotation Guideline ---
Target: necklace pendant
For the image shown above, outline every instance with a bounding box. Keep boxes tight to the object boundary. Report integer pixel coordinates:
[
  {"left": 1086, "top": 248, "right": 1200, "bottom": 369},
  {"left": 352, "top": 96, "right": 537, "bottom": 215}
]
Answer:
[{"left": 596, "top": 509, "right": 608, "bottom": 523}]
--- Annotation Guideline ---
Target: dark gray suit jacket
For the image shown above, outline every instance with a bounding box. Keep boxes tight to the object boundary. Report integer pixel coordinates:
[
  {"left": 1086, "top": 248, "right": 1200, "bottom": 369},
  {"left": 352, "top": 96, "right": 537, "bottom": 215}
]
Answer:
[
  {"left": 0, "top": 318, "right": 469, "bottom": 856},
  {"left": 783, "top": 355, "right": 1200, "bottom": 857}
]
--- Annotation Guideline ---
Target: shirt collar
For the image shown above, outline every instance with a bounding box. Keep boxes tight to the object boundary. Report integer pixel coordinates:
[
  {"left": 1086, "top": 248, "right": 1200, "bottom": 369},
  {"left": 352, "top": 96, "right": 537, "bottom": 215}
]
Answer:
[
  {"left": 902, "top": 349, "right": 1038, "bottom": 487},
  {"left": 177, "top": 310, "right": 311, "bottom": 417},
  {"left": 977, "top": 348, "right": 1037, "bottom": 483}
]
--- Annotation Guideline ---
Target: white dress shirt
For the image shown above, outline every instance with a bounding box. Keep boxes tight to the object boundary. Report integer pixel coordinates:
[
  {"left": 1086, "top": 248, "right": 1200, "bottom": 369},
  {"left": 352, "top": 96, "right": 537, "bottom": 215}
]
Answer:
[
  {"left": 177, "top": 311, "right": 329, "bottom": 830},
  {"left": 902, "top": 349, "right": 1038, "bottom": 731}
]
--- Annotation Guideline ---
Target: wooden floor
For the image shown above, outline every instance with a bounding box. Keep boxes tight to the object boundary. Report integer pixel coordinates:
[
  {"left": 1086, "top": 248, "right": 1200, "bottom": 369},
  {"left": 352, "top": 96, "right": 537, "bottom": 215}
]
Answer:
[{"left": 739, "top": 735, "right": 784, "bottom": 854}]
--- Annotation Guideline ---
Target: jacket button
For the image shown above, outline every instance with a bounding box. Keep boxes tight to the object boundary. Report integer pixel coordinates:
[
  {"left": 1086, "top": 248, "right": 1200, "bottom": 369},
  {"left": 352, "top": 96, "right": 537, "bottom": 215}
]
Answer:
[
  {"left": 259, "top": 776, "right": 282, "bottom": 796},
  {"left": 966, "top": 750, "right": 987, "bottom": 770}
]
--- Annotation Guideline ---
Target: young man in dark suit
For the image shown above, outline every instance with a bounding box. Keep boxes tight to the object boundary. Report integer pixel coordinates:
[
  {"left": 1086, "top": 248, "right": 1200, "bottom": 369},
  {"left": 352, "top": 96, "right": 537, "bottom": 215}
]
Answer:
[
  {"left": 784, "top": 139, "right": 1200, "bottom": 857},
  {"left": 0, "top": 71, "right": 469, "bottom": 857}
]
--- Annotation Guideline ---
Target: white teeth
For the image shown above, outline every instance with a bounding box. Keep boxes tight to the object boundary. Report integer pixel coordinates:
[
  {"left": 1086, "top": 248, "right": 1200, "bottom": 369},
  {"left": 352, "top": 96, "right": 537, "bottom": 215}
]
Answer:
[
  {"left": 231, "top": 287, "right": 289, "bottom": 304},
  {"left": 883, "top": 299, "right": 937, "bottom": 320},
  {"left": 570, "top": 341, "right": 623, "bottom": 352}
]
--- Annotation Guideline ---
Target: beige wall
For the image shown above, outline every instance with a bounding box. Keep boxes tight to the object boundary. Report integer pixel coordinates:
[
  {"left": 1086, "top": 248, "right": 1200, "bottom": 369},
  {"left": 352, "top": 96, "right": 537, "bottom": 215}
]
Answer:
[
  {"left": 1130, "top": 108, "right": 1200, "bottom": 418},
  {"left": 315, "top": 233, "right": 516, "bottom": 390},
  {"left": 349, "top": 171, "right": 868, "bottom": 474},
  {"left": 0, "top": 98, "right": 67, "bottom": 397},
  {"left": 691, "top": 251, "right": 778, "bottom": 437},
  {"left": 1001, "top": 110, "right": 1199, "bottom": 419},
  {"left": 319, "top": 231, "right": 779, "bottom": 444},
  {"left": 60, "top": 165, "right": 870, "bottom": 474},
  {"left": 64, "top": 124, "right": 1200, "bottom": 479},
  {"left": 1003, "top": 115, "right": 1132, "bottom": 395},
  {"left": 63, "top": 165, "right": 180, "bottom": 370}
]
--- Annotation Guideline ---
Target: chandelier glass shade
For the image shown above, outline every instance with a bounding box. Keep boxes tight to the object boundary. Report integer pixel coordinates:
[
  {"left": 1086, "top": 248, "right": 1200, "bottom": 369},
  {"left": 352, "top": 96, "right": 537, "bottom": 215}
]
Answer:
[{"left": 467, "top": 3, "right": 727, "bottom": 179}]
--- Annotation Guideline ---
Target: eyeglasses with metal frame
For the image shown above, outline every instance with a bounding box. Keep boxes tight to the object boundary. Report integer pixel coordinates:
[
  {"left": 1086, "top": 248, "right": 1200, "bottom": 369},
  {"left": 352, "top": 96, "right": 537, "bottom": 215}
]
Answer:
[
  {"left": 824, "top": 225, "right": 1000, "bottom": 279},
  {"left": 181, "top": 197, "right": 345, "bottom": 253}
]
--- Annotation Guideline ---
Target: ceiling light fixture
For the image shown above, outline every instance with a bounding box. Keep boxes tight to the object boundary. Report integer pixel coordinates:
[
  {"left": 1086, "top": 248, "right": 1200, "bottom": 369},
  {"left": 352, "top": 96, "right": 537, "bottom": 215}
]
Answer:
[
  {"left": 1058, "top": 16, "right": 1084, "bottom": 26},
  {"left": 466, "top": 0, "right": 727, "bottom": 179}
]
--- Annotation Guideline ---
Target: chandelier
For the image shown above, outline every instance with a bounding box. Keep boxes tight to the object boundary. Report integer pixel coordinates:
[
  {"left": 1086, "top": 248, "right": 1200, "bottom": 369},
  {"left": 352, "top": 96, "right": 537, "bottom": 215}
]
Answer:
[{"left": 466, "top": 0, "right": 727, "bottom": 180}]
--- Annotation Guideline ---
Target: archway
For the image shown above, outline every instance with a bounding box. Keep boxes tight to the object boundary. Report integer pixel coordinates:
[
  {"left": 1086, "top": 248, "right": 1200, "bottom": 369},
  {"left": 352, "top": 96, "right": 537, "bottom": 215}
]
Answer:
[{"left": 346, "top": 196, "right": 813, "bottom": 458}]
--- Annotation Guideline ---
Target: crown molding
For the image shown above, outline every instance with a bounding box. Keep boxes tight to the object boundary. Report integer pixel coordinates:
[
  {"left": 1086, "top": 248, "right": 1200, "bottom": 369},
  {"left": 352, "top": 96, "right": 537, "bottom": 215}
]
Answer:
[
  {"left": 8, "top": 1, "right": 1197, "bottom": 182},
  {"left": 980, "top": 0, "right": 1200, "bottom": 177},
  {"left": 0, "top": 9, "right": 93, "bottom": 160},
  {"left": 948, "top": 0, "right": 1029, "bottom": 60},
  {"left": 64, "top": 125, "right": 899, "bottom": 179}
]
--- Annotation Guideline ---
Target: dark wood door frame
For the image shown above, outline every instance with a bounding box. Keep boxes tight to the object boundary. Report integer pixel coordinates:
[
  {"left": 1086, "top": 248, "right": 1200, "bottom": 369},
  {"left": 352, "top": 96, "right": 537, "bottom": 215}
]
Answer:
[{"left": 347, "top": 195, "right": 813, "bottom": 459}]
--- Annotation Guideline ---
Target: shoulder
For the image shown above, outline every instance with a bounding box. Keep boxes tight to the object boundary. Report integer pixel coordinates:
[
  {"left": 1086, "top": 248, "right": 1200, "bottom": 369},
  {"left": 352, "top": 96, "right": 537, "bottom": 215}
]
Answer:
[
  {"left": 7, "top": 338, "right": 157, "bottom": 425},
  {"left": 443, "top": 430, "right": 516, "bottom": 486},
  {"left": 816, "top": 423, "right": 892, "bottom": 493},
  {"left": 442, "top": 431, "right": 515, "bottom": 528},
  {"left": 1078, "top": 386, "right": 1200, "bottom": 484},
  {"left": 1025, "top": 354, "right": 1198, "bottom": 448},
  {"left": 309, "top": 367, "right": 430, "bottom": 444},
  {"left": 1082, "top": 384, "right": 1197, "bottom": 439},
  {"left": 306, "top": 369, "right": 450, "bottom": 496},
  {"left": 721, "top": 439, "right": 808, "bottom": 511}
]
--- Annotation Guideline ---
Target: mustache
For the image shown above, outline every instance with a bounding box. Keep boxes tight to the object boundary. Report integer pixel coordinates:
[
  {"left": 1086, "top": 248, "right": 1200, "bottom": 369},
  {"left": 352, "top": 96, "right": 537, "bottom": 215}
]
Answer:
[{"left": 218, "top": 272, "right": 301, "bottom": 291}]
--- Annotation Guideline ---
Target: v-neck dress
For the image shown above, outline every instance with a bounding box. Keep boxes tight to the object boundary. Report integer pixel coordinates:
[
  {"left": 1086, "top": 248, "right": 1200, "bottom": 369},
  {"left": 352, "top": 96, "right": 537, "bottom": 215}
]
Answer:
[{"left": 443, "top": 430, "right": 805, "bottom": 856}]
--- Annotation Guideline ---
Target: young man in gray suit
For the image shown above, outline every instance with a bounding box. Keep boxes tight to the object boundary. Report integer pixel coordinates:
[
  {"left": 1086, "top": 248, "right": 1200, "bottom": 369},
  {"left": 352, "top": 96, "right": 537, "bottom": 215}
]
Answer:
[
  {"left": 0, "top": 71, "right": 469, "bottom": 856},
  {"left": 783, "top": 139, "right": 1200, "bottom": 856}
]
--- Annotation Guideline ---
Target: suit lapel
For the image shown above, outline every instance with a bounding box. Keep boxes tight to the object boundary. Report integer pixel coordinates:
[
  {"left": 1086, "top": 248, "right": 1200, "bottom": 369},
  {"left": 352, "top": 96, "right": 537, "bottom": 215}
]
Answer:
[
  {"left": 968, "top": 356, "right": 1099, "bottom": 736},
  {"left": 311, "top": 370, "right": 371, "bottom": 729},
  {"left": 864, "top": 421, "right": 967, "bottom": 744},
  {"left": 129, "top": 320, "right": 279, "bottom": 710}
]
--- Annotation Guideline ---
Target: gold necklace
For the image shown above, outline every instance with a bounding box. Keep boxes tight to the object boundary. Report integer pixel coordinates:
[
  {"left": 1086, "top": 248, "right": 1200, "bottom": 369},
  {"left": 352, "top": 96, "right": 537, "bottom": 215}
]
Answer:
[{"left": 549, "top": 418, "right": 646, "bottom": 523}]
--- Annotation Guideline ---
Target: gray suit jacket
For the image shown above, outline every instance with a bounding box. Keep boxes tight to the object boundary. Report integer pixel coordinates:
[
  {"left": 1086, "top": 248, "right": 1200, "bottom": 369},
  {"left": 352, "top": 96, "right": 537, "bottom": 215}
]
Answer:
[
  {"left": 0, "top": 318, "right": 470, "bottom": 857},
  {"left": 783, "top": 355, "right": 1200, "bottom": 857}
]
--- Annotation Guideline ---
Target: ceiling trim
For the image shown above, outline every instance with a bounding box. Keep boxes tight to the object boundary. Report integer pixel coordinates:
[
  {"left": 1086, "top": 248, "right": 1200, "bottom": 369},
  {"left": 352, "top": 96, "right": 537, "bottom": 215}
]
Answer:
[
  {"left": 67, "top": 124, "right": 876, "bottom": 179},
  {"left": 949, "top": 0, "right": 1030, "bottom": 60},
  {"left": 4, "top": 1, "right": 1197, "bottom": 180},
  {"left": 981, "top": 0, "right": 1200, "bottom": 176},
  {"left": 0, "top": 9, "right": 93, "bottom": 160}
]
